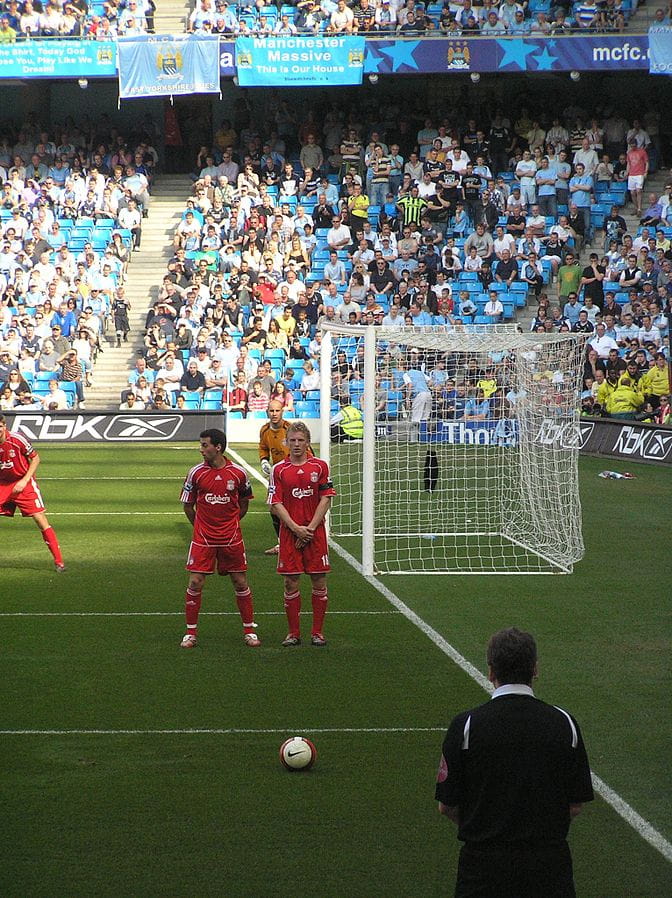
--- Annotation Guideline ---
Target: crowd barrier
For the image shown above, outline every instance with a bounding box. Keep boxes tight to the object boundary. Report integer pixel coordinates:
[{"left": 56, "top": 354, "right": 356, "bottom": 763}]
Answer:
[
  {"left": 578, "top": 416, "right": 672, "bottom": 466},
  {"left": 418, "top": 415, "right": 672, "bottom": 465},
  {"left": 5, "top": 411, "right": 669, "bottom": 465}
]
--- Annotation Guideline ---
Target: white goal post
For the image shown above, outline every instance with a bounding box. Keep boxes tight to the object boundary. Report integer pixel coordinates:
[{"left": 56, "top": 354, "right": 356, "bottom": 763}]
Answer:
[{"left": 319, "top": 323, "right": 586, "bottom": 576}]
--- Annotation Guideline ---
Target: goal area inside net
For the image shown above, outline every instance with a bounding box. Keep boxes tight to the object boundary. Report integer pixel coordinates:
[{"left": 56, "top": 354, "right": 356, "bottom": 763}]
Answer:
[{"left": 318, "top": 323, "right": 586, "bottom": 576}]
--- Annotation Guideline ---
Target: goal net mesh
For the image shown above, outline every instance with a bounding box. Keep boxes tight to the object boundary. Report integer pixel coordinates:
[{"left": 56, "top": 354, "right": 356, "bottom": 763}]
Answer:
[{"left": 321, "top": 324, "right": 586, "bottom": 575}]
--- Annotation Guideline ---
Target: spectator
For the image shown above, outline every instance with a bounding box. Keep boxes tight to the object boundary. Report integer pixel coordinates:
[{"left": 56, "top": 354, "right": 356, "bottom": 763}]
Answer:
[
  {"left": 247, "top": 379, "right": 270, "bottom": 413},
  {"left": 483, "top": 292, "right": 504, "bottom": 322},
  {"left": 299, "top": 360, "right": 320, "bottom": 396},
  {"left": 57, "top": 348, "right": 85, "bottom": 408},
  {"left": 180, "top": 359, "right": 207, "bottom": 396},
  {"left": 119, "top": 391, "right": 145, "bottom": 411},
  {"left": 271, "top": 380, "right": 294, "bottom": 411},
  {"left": 228, "top": 371, "right": 248, "bottom": 416}
]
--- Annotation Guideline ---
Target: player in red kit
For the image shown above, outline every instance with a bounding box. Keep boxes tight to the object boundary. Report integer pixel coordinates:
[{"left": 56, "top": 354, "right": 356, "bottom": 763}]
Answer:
[
  {"left": 268, "top": 421, "right": 336, "bottom": 647},
  {"left": 0, "top": 414, "right": 65, "bottom": 571},
  {"left": 180, "top": 428, "right": 260, "bottom": 649}
]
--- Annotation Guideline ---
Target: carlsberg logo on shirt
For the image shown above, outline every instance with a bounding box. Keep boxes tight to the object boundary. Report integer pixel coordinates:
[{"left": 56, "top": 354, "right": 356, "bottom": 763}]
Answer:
[
  {"left": 204, "top": 493, "right": 231, "bottom": 504},
  {"left": 291, "top": 487, "right": 314, "bottom": 499}
]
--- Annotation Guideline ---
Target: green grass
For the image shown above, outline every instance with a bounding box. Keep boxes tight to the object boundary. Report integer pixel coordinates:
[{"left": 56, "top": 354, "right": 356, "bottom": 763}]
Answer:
[{"left": 1, "top": 444, "right": 671, "bottom": 897}]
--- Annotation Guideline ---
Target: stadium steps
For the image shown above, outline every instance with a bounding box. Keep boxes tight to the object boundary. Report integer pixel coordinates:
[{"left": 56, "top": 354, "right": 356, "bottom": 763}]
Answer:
[
  {"left": 153, "top": 0, "right": 191, "bottom": 33},
  {"left": 86, "top": 175, "right": 191, "bottom": 409},
  {"left": 518, "top": 167, "right": 669, "bottom": 330}
]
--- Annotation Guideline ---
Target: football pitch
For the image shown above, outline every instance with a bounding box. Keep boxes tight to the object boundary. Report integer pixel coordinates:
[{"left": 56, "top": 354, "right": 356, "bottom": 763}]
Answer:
[{"left": 1, "top": 443, "right": 671, "bottom": 897}]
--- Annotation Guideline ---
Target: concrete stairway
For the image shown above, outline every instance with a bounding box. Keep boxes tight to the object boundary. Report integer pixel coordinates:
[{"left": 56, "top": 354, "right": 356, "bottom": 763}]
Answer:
[
  {"left": 85, "top": 175, "right": 191, "bottom": 409},
  {"left": 153, "top": 0, "right": 192, "bottom": 34},
  {"left": 517, "top": 167, "right": 670, "bottom": 328}
]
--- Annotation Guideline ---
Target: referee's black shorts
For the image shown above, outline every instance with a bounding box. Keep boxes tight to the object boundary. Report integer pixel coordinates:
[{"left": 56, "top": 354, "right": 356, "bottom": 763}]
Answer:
[{"left": 455, "top": 841, "right": 575, "bottom": 898}]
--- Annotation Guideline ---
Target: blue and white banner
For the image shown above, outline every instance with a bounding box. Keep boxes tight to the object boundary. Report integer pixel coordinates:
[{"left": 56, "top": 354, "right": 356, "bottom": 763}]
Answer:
[
  {"left": 363, "top": 34, "right": 650, "bottom": 76},
  {"left": 117, "top": 34, "right": 220, "bottom": 99},
  {"left": 648, "top": 26, "right": 672, "bottom": 74},
  {"left": 235, "top": 35, "right": 364, "bottom": 86},
  {"left": 420, "top": 419, "right": 519, "bottom": 447},
  {"left": 0, "top": 40, "right": 116, "bottom": 78}
]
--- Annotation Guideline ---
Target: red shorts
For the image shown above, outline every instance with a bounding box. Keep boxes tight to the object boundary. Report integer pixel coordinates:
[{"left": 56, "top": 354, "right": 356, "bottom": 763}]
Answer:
[
  {"left": 0, "top": 479, "right": 46, "bottom": 517},
  {"left": 186, "top": 539, "right": 247, "bottom": 575},
  {"left": 277, "top": 525, "right": 330, "bottom": 575}
]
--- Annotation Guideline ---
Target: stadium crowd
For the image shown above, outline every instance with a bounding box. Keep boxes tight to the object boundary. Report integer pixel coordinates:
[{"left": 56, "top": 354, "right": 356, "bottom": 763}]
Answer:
[
  {"left": 0, "top": 0, "right": 156, "bottom": 39},
  {"left": 0, "top": 114, "right": 158, "bottom": 409},
  {"left": 125, "top": 98, "right": 670, "bottom": 424},
  {"left": 183, "top": 0, "right": 657, "bottom": 36},
  {"left": 0, "top": 0, "right": 660, "bottom": 40}
]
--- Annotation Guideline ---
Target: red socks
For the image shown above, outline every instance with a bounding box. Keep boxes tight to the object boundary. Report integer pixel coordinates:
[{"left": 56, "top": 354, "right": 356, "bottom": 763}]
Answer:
[
  {"left": 311, "top": 586, "right": 328, "bottom": 636},
  {"left": 284, "top": 589, "right": 301, "bottom": 637},
  {"left": 184, "top": 587, "right": 202, "bottom": 634},
  {"left": 235, "top": 587, "right": 256, "bottom": 634},
  {"left": 41, "top": 527, "right": 63, "bottom": 566}
]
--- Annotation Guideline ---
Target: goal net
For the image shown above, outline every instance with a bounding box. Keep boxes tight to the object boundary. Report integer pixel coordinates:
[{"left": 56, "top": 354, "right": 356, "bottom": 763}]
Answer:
[{"left": 318, "top": 323, "right": 586, "bottom": 576}]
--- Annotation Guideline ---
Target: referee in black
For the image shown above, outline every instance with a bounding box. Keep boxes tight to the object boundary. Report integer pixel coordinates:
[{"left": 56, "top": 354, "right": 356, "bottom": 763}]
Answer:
[{"left": 435, "top": 627, "right": 594, "bottom": 898}]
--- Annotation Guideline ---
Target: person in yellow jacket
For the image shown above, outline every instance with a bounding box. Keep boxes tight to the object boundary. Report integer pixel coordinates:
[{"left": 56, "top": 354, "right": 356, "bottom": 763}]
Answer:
[
  {"left": 330, "top": 400, "right": 364, "bottom": 442},
  {"left": 596, "top": 372, "right": 619, "bottom": 414},
  {"left": 641, "top": 354, "right": 671, "bottom": 404},
  {"left": 609, "top": 377, "right": 644, "bottom": 419}
]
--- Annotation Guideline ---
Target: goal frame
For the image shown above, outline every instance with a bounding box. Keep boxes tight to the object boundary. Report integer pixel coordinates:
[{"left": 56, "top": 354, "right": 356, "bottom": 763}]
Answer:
[{"left": 319, "top": 323, "right": 586, "bottom": 577}]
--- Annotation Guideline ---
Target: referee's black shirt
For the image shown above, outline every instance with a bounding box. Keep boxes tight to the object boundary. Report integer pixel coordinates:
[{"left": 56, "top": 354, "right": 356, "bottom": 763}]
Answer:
[{"left": 435, "top": 686, "right": 594, "bottom": 846}]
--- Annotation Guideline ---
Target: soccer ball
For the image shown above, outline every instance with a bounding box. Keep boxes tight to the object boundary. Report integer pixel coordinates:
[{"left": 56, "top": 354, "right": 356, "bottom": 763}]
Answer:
[{"left": 279, "top": 736, "right": 317, "bottom": 771}]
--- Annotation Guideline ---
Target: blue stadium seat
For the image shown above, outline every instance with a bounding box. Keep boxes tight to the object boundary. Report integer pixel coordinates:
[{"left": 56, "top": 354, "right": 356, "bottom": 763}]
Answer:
[
  {"left": 264, "top": 349, "right": 286, "bottom": 363},
  {"left": 294, "top": 401, "right": 319, "bottom": 418}
]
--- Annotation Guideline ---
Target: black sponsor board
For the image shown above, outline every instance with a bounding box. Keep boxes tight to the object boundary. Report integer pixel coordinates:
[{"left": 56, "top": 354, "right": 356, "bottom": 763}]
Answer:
[
  {"left": 578, "top": 417, "right": 672, "bottom": 465},
  {"left": 4, "top": 411, "right": 226, "bottom": 443}
]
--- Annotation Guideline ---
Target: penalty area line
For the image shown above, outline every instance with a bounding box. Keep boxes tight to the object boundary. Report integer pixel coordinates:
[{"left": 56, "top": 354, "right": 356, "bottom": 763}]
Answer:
[
  {"left": 227, "top": 447, "right": 672, "bottom": 866},
  {"left": 0, "top": 726, "right": 444, "bottom": 736}
]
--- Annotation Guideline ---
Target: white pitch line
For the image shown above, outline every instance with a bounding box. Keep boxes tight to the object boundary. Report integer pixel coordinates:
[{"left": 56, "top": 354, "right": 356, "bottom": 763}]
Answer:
[
  {"left": 0, "top": 726, "right": 443, "bottom": 736},
  {"left": 0, "top": 610, "right": 397, "bottom": 617},
  {"left": 227, "top": 447, "right": 672, "bottom": 866},
  {"left": 46, "top": 510, "right": 268, "bottom": 516}
]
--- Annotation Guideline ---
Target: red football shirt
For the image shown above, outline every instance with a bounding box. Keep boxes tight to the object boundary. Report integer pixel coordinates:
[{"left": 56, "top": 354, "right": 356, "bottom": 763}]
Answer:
[
  {"left": 0, "top": 431, "right": 36, "bottom": 483},
  {"left": 180, "top": 458, "right": 253, "bottom": 546},
  {"left": 268, "top": 457, "right": 336, "bottom": 526}
]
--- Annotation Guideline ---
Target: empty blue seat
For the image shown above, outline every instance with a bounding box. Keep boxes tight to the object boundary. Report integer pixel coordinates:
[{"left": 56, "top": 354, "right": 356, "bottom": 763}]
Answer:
[{"left": 294, "top": 401, "right": 319, "bottom": 418}]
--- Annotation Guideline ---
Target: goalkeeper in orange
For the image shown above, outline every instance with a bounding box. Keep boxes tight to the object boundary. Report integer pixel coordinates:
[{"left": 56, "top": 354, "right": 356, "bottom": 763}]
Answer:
[{"left": 258, "top": 400, "right": 314, "bottom": 555}]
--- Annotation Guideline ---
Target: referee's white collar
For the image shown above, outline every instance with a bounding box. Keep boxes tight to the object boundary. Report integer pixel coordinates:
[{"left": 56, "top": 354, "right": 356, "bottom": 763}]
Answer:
[{"left": 491, "top": 684, "right": 535, "bottom": 700}]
